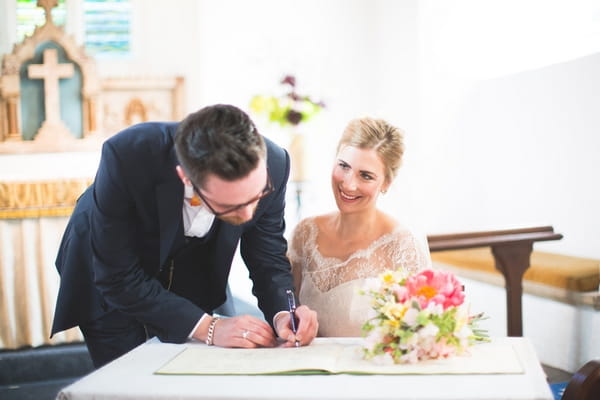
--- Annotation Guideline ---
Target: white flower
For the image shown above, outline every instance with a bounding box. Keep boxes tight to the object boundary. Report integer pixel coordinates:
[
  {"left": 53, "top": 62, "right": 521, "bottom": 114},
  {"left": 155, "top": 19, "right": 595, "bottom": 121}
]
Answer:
[
  {"left": 419, "top": 323, "right": 439, "bottom": 339},
  {"left": 402, "top": 307, "right": 419, "bottom": 326},
  {"left": 400, "top": 349, "right": 419, "bottom": 364},
  {"left": 364, "top": 328, "right": 385, "bottom": 350},
  {"left": 425, "top": 302, "right": 444, "bottom": 315}
]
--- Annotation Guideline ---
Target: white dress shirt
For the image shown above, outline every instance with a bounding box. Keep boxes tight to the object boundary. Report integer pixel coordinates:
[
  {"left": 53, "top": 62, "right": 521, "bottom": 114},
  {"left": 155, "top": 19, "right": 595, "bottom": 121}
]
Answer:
[{"left": 182, "top": 184, "right": 215, "bottom": 237}]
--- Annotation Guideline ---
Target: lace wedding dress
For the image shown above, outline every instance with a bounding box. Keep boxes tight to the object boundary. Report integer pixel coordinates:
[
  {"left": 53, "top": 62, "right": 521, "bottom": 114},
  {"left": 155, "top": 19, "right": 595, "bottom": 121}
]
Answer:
[{"left": 289, "top": 217, "right": 431, "bottom": 337}]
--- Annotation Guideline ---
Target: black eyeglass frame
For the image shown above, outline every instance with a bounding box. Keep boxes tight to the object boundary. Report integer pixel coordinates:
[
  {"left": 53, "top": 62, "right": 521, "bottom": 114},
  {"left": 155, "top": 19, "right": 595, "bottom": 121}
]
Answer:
[{"left": 191, "top": 170, "right": 274, "bottom": 217}]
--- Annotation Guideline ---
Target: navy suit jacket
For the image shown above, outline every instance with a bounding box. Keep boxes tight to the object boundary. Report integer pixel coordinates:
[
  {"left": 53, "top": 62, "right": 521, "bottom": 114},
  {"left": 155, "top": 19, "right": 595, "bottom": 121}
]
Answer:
[{"left": 51, "top": 122, "right": 294, "bottom": 343}]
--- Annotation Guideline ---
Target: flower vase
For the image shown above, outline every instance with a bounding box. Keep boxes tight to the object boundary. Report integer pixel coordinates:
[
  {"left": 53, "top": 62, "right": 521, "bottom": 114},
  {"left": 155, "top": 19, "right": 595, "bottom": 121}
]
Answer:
[
  {"left": 288, "top": 131, "right": 306, "bottom": 183},
  {"left": 287, "top": 131, "right": 306, "bottom": 220}
]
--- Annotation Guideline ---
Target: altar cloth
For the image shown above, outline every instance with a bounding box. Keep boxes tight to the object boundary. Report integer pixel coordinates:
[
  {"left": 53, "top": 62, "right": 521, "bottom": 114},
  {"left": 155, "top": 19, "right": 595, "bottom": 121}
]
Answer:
[
  {"left": 0, "top": 151, "right": 98, "bottom": 348},
  {"left": 0, "top": 151, "right": 99, "bottom": 218}
]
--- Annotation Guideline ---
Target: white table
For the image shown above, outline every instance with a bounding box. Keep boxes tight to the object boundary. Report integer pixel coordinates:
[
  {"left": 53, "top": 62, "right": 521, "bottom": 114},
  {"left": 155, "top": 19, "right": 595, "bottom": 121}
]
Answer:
[{"left": 57, "top": 337, "right": 554, "bottom": 400}]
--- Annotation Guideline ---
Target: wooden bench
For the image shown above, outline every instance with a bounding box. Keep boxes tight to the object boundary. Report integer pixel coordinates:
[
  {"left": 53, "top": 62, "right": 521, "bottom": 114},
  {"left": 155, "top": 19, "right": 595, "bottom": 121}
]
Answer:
[
  {"left": 426, "top": 226, "right": 567, "bottom": 337},
  {"left": 428, "top": 227, "right": 600, "bottom": 337},
  {"left": 430, "top": 248, "right": 599, "bottom": 293}
]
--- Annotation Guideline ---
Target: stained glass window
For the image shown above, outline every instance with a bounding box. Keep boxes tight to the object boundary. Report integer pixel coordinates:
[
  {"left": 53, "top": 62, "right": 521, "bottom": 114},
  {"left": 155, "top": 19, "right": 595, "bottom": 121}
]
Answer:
[
  {"left": 84, "top": 0, "right": 131, "bottom": 56},
  {"left": 16, "top": 0, "right": 66, "bottom": 42},
  {"left": 15, "top": 0, "right": 131, "bottom": 57}
]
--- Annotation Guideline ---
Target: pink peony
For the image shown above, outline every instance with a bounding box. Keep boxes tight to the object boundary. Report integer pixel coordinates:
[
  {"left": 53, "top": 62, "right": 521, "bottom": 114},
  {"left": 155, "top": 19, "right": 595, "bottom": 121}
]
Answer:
[{"left": 405, "top": 269, "right": 465, "bottom": 310}]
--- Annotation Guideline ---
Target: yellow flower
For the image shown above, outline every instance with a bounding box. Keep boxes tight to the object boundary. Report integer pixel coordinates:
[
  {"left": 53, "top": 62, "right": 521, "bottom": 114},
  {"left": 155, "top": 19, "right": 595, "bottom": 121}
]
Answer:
[
  {"left": 382, "top": 302, "right": 406, "bottom": 321},
  {"left": 380, "top": 269, "right": 404, "bottom": 288},
  {"left": 249, "top": 95, "right": 269, "bottom": 114},
  {"left": 385, "top": 319, "right": 401, "bottom": 329},
  {"left": 381, "top": 271, "right": 396, "bottom": 285}
]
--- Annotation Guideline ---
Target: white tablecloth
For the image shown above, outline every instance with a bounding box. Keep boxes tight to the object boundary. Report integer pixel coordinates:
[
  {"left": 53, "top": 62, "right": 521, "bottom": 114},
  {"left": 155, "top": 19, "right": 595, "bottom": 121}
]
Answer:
[{"left": 57, "top": 337, "right": 554, "bottom": 400}]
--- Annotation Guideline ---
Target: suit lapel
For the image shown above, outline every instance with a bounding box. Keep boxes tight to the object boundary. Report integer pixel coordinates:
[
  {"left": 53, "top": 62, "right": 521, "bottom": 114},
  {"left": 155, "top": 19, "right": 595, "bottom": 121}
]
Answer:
[{"left": 156, "top": 150, "right": 184, "bottom": 267}]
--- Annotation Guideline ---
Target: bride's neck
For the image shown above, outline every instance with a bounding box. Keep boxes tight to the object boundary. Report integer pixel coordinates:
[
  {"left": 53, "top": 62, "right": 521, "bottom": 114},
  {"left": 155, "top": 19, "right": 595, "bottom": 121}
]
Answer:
[{"left": 332, "top": 210, "right": 380, "bottom": 240}]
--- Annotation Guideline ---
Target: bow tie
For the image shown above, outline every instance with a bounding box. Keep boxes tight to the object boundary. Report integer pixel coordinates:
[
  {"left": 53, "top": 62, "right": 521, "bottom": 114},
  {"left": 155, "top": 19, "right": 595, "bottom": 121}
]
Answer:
[{"left": 190, "top": 194, "right": 202, "bottom": 207}]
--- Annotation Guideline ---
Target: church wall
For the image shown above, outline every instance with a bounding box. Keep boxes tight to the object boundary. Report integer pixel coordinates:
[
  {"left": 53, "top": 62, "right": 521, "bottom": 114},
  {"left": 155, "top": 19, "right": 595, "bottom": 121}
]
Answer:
[
  {"left": 415, "top": 0, "right": 600, "bottom": 259},
  {"left": 428, "top": 53, "right": 600, "bottom": 259}
]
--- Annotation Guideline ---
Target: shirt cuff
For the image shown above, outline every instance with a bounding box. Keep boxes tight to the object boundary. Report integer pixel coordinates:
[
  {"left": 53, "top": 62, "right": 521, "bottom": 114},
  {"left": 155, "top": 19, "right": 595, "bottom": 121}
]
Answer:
[
  {"left": 189, "top": 313, "right": 210, "bottom": 339},
  {"left": 273, "top": 310, "right": 288, "bottom": 335}
]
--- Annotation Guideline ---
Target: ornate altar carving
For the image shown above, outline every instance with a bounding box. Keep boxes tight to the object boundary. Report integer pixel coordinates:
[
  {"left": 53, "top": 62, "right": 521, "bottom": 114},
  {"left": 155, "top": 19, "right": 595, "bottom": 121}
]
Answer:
[
  {"left": 0, "top": 0, "right": 185, "bottom": 154},
  {"left": 0, "top": 0, "right": 101, "bottom": 153},
  {"left": 100, "top": 76, "right": 185, "bottom": 136}
]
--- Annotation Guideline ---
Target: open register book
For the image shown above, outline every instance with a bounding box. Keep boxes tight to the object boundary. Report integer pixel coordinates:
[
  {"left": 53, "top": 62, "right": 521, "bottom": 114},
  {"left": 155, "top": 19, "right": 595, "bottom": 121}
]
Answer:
[{"left": 155, "top": 339, "right": 524, "bottom": 375}]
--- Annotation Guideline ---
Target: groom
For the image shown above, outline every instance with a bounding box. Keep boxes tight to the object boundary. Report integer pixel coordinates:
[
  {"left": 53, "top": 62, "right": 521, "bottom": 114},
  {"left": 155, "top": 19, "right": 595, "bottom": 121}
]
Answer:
[{"left": 51, "top": 104, "right": 318, "bottom": 368}]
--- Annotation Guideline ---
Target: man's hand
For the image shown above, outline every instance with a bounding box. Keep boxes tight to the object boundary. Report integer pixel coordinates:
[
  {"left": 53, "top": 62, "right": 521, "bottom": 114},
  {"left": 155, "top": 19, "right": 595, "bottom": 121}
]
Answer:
[
  {"left": 275, "top": 305, "right": 318, "bottom": 347},
  {"left": 194, "top": 315, "right": 278, "bottom": 348}
]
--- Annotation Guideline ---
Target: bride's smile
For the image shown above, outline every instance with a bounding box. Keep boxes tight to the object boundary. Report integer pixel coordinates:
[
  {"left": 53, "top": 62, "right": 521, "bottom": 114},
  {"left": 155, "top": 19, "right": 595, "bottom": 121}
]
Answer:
[{"left": 339, "top": 189, "right": 360, "bottom": 201}]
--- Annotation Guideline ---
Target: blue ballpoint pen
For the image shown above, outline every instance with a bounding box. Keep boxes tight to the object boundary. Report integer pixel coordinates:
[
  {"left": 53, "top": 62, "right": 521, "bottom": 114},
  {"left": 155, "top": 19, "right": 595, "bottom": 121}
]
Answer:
[{"left": 286, "top": 289, "right": 300, "bottom": 347}]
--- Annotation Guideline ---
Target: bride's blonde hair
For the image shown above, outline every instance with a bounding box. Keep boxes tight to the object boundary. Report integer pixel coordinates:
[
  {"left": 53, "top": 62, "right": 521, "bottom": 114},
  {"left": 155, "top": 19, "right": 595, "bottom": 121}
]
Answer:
[{"left": 336, "top": 117, "right": 405, "bottom": 184}]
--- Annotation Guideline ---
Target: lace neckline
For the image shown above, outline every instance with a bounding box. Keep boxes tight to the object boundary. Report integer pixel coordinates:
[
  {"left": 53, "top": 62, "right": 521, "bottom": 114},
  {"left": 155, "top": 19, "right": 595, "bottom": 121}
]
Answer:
[{"left": 306, "top": 218, "right": 401, "bottom": 267}]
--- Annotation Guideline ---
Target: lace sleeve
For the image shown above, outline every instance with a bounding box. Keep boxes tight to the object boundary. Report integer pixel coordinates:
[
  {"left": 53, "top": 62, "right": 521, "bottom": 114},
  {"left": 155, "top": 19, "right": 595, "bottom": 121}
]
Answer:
[
  {"left": 417, "top": 234, "right": 433, "bottom": 269},
  {"left": 288, "top": 218, "right": 311, "bottom": 264},
  {"left": 384, "top": 228, "right": 433, "bottom": 274},
  {"left": 288, "top": 217, "right": 314, "bottom": 292}
]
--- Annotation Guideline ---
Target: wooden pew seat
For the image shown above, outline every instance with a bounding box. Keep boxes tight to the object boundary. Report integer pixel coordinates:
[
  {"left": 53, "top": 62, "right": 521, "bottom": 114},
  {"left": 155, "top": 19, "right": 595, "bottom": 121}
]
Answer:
[
  {"left": 431, "top": 248, "right": 599, "bottom": 292},
  {"left": 432, "top": 249, "right": 600, "bottom": 311}
]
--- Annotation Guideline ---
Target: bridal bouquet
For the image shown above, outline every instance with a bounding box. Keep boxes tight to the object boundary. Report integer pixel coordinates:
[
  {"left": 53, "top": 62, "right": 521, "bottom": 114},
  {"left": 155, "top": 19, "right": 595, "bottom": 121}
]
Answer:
[{"left": 360, "top": 268, "right": 488, "bottom": 364}]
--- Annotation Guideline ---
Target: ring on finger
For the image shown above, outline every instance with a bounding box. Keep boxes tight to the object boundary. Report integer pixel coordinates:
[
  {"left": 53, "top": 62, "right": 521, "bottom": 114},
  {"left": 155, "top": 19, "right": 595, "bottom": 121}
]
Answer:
[{"left": 242, "top": 330, "right": 249, "bottom": 340}]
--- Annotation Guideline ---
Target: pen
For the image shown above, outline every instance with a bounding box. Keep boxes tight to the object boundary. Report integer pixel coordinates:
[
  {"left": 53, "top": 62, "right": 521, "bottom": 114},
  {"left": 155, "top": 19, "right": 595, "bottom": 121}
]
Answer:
[{"left": 286, "top": 289, "right": 300, "bottom": 347}]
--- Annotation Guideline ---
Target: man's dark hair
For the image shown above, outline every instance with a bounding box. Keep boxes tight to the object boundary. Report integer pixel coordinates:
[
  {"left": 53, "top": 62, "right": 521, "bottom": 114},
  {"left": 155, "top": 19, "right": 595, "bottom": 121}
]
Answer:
[{"left": 175, "top": 104, "right": 266, "bottom": 187}]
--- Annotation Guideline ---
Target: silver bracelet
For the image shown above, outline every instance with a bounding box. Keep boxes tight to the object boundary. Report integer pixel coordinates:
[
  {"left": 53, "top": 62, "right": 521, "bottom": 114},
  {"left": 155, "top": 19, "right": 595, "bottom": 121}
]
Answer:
[{"left": 205, "top": 316, "right": 220, "bottom": 346}]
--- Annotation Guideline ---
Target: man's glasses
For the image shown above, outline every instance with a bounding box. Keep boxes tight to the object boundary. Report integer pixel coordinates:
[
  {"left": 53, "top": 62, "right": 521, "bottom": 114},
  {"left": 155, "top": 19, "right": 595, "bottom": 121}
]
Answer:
[{"left": 192, "top": 171, "right": 274, "bottom": 217}]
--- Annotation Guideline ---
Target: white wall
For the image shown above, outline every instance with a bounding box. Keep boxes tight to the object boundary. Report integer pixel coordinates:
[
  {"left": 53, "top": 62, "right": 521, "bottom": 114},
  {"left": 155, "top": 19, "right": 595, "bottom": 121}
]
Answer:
[{"left": 416, "top": 0, "right": 600, "bottom": 258}]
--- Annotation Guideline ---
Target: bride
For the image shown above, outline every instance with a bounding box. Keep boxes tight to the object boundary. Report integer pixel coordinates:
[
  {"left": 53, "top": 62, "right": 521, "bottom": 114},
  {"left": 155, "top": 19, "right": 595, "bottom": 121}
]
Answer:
[{"left": 289, "top": 117, "right": 431, "bottom": 337}]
